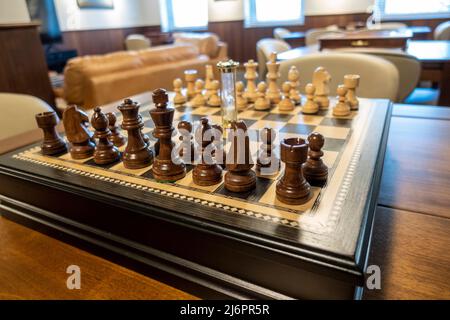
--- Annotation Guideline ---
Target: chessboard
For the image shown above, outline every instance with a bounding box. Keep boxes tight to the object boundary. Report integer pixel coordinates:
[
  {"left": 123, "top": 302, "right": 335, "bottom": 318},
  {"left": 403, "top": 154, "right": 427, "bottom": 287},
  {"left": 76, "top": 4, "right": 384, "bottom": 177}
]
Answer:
[{"left": 0, "top": 96, "right": 392, "bottom": 300}]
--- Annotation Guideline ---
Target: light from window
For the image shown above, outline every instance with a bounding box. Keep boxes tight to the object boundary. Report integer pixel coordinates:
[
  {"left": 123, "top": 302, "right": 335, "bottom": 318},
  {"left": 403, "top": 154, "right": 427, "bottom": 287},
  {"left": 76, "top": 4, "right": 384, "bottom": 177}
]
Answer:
[
  {"left": 160, "top": 0, "right": 208, "bottom": 32},
  {"left": 378, "top": 0, "right": 450, "bottom": 18},
  {"left": 245, "top": 0, "right": 304, "bottom": 28}
]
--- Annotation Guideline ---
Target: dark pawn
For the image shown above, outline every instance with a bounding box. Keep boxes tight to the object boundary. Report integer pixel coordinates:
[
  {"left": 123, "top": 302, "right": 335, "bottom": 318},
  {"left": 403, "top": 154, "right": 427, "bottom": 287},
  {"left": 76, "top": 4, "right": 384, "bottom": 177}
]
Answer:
[
  {"left": 150, "top": 88, "right": 186, "bottom": 182},
  {"left": 62, "top": 105, "right": 95, "bottom": 159},
  {"left": 276, "top": 137, "right": 311, "bottom": 205},
  {"left": 224, "top": 120, "right": 256, "bottom": 192},
  {"left": 118, "top": 98, "right": 153, "bottom": 169},
  {"left": 193, "top": 118, "right": 222, "bottom": 186},
  {"left": 178, "top": 120, "right": 195, "bottom": 163},
  {"left": 256, "top": 127, "right": 280, "bottom": 176},
  {"left": 303, "top": 132, "right": 328, "bottom": 186},
  {"left": 106, "top": 112, "right": 126, "bottom": 147},
  {"left": 91, "top": 107, "right": 120, "bottom": 165},
  {"left": 35, "top": 111, "right": 67, "bottom": 155}
]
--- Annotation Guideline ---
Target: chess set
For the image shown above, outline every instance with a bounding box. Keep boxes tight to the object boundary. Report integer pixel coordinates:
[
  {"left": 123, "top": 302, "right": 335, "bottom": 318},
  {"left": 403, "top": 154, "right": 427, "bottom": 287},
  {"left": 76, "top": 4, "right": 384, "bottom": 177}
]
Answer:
[{"left": 0, "top": 55, "right": 392, "bottom": 300}]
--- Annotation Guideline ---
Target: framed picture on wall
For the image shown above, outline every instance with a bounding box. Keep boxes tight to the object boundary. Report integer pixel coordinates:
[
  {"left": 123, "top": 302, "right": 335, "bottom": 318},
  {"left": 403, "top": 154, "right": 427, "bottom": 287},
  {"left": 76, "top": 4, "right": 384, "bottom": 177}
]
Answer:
[{"left": 77, "top": 0, "right": 114, "bottom": 9}]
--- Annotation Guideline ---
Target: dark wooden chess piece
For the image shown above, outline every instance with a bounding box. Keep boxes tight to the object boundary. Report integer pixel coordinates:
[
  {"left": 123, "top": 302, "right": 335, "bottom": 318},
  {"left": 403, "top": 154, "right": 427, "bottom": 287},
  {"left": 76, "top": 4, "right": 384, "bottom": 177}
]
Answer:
[
  {"left": 150, "top": 88, "right": 186, "bottom": 182},
  {"left": 35, "top": 111, "right": 67, "bottom": 155},
  {"left": 62, "top": 105, "right": 95, "bottom": 159},
  {"left": 276, "top": 137, "right": 311, "bottom": 205},
  {"left": 117, "top": 98, "right": 153, "bottom": 169},
  {"left": 224, "top": 120, "right": 256, "bottom": 192},
  {"left": 106, "top": 112, "right": 126, "bottom": 147},
  {"left": 193, "top": 117, "right": 222, "bottom": 186},
  {"left": 303, "top": 132, "right": 328, "bottom": 186},
  {"left": 178, "top": 120, "right": 195, "bottom": 163},
  {"left": 256, "top": 127, "right": 280, "bottom": 176},
  {"left": 91, "top": 107, "right": 120, "bottom": 165}
]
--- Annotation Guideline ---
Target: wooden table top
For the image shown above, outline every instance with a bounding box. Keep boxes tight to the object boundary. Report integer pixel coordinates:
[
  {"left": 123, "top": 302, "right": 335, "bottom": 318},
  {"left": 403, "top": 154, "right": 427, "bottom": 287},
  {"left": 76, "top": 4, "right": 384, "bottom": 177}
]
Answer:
[
  {"left": 277, "top": 40, "right": 450, "bottom": 63},
  {"left": 320, "top": 29, "right": 413, "bottom": 40},
  {"left": 0, "top": 101, "right": 449, "bottom": 299}
]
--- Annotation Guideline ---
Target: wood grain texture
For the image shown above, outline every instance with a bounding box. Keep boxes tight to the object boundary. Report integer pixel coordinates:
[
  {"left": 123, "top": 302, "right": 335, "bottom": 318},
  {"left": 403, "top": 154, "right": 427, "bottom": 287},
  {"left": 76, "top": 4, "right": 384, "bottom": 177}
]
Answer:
[
  {"left": 365, "top": 206, "right": 450, "bottom": 300},
  {"left": 0, "top": 216, "right": 197, "bottom": 300},
  {"left": 379, "top": 116, "right": 450, "bottom": 218},
  {"left": 0, "top": 24, "right": 55, "bottom": 107}
]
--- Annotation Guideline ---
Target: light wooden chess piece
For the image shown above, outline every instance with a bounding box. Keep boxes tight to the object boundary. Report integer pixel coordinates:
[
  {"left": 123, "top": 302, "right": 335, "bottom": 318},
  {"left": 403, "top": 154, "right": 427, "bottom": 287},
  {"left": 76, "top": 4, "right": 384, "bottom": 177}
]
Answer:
[
  {"left": 184, "top": 69, "right": 197, "bottom": 100},
  {"left": 207, "top": 80, "right": 221, "bottom": 107},
  {"left": 266, "top": 52, "right": 281, "bottom": 105},
  {"left": 173, "top": 78, "right": 187, "bottom": 105},
  {"left": 288, "top": 66, "right": 301, "bottom": 105},
  {"left": 278, "top": 81, "right": 294, "bottom": 111},
  {"left": 243, "top": 59, "right": 258, "bottom": 103},
  {"left": 302, "top": 83, "right": 319, "bottom": 114},
  {"left": 344, "top": 74, "right": 360, "bottom": 110},
  {"left": 204, "top": 64, "right": 215, "bottom": 99},
  {"left": 192, "top": 79, "right": 206, "bottom": 107},
  {"left": 254, "top": 81, "right": 270, "bottom": 111},
  {"left": 333, "top": 85, "right": 351, "bottom": 117},
  {"left": 312, "top": 66, "right": 331, "bottom": 110},
  {"left": 236, "top": 81, "right": 248, "bottom": 111}
]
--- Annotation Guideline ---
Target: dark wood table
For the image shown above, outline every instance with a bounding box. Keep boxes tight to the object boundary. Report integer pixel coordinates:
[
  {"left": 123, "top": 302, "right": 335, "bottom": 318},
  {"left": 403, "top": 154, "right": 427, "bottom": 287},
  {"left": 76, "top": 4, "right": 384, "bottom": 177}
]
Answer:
[
  {"left": 318, "top": 29, "right": 413, "bottom": 51},
  {"left": 278, "top": 41, "right": 450, "bottom": 107},
  {"left": 0, "top": 100, "right": 449, "bottom": 299}
]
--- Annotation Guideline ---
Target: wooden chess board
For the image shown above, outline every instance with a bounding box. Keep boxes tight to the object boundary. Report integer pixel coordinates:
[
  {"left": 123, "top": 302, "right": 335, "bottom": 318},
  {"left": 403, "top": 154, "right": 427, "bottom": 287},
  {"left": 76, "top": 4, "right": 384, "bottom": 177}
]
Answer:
[{"left": 0, "top": 97, "right": 392, "bottom": 299}]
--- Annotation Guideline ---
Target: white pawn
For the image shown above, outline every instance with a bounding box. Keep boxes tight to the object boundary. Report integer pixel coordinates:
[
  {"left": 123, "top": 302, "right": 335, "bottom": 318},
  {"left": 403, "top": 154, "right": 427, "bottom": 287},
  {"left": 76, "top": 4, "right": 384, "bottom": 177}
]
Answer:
[
  {"left": 254, "top": 81, "right": 270, "bottom": 111},
  {"left": 302, "top": 83, "right": 319, "bottom": 114},
  {"left": 288, "top": 66, "right": 301, "bottom": 105},
  {"left": 236, "top": 81, "right": 248, "bottom": 111},
  {"left": 192, "top": 79, "right": 206, "bottom": 107},
  {"left": 173, "top": 78, "right": 187, "bottom": 105},
  {"left": 207, "top": 80, "right": 221, "bottom": 107},
  {"left": 333, "top": 85, "right": 351, "bottom": 117},
  {"left": 278, "top": 81, "right": 294, "bottom": 111}
]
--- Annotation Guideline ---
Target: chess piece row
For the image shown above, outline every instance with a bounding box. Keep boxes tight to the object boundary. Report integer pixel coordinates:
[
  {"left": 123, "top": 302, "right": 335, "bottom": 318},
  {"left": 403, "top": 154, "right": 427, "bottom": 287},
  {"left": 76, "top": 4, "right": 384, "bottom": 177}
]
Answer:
[{"left": 173, "top": 65, "right": 221, "bottom": 107}]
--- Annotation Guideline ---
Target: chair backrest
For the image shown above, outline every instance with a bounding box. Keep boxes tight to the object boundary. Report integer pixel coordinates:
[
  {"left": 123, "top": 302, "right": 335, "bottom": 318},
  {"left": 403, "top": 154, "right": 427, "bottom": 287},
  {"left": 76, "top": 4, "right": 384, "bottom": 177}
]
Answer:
[
  {"left": 368, "top": 22, "right": 408, "bottom": 30},
  {"left": 305, "top": 28, "right": 344, "bottom": 46},
  {"left": 279, "top": 52, "right": 400, "bottom": 101},
  {"left": 273, "top": 27, "right": 291, "bottom": 40},
  {"left": 256, "top": 38, "right": 291, "bottom": 77},
  {"left": 125, "top": 34, "right": 151, "bottom": 51},
  {"left": 434, "top": 21, "right": 450, "bottom": 40},
  {"left": 332, "top": 48, "right": 420, "bottom": 102},
  {"left": 0, "top": 93, "right": 54, "bottom": 140}
]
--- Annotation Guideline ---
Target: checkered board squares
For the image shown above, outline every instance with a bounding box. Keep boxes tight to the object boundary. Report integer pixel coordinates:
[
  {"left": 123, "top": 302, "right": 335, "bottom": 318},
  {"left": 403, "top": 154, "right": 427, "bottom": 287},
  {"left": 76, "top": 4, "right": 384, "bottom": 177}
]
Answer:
[{"left": 16, "top": 100, "right": 364, "bottom": 230}]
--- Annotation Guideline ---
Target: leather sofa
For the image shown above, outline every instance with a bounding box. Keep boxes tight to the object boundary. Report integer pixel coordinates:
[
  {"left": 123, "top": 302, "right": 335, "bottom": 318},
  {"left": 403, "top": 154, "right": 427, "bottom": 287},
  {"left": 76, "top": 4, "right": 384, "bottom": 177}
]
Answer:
[{"left": 64, "top": 33, "right": 227, "bottom": 108}]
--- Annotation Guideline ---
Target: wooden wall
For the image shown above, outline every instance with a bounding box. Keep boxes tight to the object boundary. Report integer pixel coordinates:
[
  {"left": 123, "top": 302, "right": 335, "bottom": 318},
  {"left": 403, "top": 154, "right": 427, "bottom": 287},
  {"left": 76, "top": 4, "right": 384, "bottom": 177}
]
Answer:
[{"left": 55, "top": 14, "right": 448, "bottom": 62}]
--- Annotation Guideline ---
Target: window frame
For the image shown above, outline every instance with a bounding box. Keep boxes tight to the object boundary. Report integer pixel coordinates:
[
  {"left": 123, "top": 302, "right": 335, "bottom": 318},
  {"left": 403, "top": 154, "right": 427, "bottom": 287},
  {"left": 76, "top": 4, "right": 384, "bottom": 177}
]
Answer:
[
  {"left": 376, "top": 0, "right": 450, "bottom": 21},
  {"left": 244, "top": 0, "right": 305, "bottom": 28},
  {"left": 159, "top": 0, "right": 209, "bottom": 32}
]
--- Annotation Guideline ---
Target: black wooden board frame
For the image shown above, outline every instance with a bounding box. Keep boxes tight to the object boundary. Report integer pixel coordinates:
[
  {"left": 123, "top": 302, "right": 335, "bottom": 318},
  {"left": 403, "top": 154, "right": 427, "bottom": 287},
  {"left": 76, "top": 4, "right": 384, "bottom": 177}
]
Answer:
[{"left": 0, "top": 100, "right": 393, "bottom": 299}]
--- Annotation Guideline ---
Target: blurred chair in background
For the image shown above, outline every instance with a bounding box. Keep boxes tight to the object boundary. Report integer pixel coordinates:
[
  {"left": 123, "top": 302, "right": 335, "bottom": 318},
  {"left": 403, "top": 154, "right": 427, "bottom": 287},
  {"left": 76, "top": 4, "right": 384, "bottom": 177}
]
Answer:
[
  {"left": 0, "top": 93, "right": 54, "bottom": 140},
  {"left": 125, "top": 34, "right": 151, "bottom": 51},
  {"left": 273, "top": 27, "right": 291, "bottom": 40},
  {"left": 305, "top": 28, "right": 344, "bottom": 46},
  {"left": 434, "top": 21, "right": 450, "bottom": 40},
  {"left": 256, "top": 38, "right": 291, "bottom": 77},
  {"left": 279, "top": 52, "right": 399, "bottom": 101}
]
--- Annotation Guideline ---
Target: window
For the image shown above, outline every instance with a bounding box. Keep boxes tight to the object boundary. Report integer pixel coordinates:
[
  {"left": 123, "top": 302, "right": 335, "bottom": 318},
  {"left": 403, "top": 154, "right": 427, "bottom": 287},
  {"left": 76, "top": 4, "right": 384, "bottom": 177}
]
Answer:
[
  {"left": 244, "top": 0, "right": 304, "bottom": 28},
  {"left": 377, "top": 0, "right": 450, "bottom": 20},
  {"left": 159, "top": 0, "right": 208, "bottom": 32}
]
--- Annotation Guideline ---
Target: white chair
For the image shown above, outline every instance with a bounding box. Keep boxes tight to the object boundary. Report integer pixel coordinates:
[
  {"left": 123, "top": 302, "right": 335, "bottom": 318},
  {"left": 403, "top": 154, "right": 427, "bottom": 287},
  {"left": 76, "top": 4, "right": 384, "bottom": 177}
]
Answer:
[
  {"left": 368, "top": 22, "right": 408, "bottom": 30},
  {"left": 305, "top": 28, "right": 344, "bottom": 46},
  {"left": 0, "top": 93, "right": 54, "bottom": 140},
  {"left": 273, "top": 28, "right": 291, "bottom": 40},
  {"left": 332, "top": 48, "right": 421, "bottom": 102},
  {"left": 256, "top": 38, "right": 291, "bottom": 77},
  {"left": 125, "top": 34, "right": 151, "bottom": 51},
  {"left": 434, "top": 21, "right": 450, "bottom": 40},
  {"left": 279, "top": 52, "right": 400, "bottom": 101}
]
